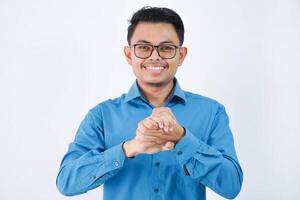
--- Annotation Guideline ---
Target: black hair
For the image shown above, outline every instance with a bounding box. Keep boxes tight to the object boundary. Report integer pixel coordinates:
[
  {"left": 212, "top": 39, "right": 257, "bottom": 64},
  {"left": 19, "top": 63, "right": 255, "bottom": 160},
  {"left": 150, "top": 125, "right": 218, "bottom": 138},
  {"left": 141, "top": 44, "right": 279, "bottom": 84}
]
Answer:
[{"left": 127, "top": 6, "right": 185, "bottom": 45}]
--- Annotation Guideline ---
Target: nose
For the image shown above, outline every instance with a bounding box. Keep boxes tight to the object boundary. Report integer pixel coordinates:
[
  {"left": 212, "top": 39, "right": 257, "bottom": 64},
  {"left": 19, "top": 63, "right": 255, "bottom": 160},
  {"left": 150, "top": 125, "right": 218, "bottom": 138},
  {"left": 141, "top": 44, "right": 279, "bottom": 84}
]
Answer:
[{"left": 148, "top": 47, "right": 162, "bottom": 61}]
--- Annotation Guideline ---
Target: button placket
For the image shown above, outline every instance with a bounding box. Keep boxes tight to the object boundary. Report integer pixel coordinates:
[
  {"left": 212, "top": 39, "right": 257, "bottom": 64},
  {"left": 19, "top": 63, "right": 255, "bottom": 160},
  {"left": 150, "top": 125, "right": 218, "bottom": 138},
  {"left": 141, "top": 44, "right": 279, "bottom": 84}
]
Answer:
[{"left": 152, "top": 155, "right": 162, "bottom": 197}]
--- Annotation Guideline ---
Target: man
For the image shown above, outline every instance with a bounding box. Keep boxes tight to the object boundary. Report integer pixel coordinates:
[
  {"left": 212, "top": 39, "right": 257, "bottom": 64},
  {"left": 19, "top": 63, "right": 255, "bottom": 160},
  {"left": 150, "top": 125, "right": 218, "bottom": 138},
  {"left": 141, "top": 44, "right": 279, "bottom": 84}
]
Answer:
[{"left": 56, "top": 7, "right": 243, "bottom": 200}]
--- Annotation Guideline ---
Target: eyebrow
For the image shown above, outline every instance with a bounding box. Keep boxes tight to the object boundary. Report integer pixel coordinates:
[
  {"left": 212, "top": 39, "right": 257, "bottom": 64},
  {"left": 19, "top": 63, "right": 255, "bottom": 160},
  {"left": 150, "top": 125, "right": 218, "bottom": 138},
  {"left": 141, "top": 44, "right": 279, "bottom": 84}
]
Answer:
[{"left": 135, "top": 40, "right": 175, "bottom": 45}]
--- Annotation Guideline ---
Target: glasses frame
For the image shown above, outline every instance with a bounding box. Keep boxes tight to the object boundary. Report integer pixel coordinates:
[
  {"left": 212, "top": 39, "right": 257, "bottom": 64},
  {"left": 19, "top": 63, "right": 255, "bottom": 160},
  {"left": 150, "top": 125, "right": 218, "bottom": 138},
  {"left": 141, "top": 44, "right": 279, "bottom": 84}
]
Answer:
[{"left": 131, "top": 43, "right": 181, "bottom": 59}]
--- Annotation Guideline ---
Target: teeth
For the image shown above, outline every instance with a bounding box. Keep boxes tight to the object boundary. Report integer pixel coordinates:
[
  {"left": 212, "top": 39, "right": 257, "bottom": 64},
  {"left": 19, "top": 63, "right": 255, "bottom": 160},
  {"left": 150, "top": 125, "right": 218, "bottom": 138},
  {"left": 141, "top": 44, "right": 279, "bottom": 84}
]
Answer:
[{"left": 145, "top": 66, "right": 164, "bottom": 70}]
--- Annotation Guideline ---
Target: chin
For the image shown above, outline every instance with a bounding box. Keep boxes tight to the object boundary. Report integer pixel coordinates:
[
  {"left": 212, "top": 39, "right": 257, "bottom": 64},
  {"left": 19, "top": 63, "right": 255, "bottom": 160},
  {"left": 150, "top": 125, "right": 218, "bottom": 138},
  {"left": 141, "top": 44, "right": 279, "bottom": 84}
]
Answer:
[{"left": 144, "top": 79, "right": 168, "bottom": 87}]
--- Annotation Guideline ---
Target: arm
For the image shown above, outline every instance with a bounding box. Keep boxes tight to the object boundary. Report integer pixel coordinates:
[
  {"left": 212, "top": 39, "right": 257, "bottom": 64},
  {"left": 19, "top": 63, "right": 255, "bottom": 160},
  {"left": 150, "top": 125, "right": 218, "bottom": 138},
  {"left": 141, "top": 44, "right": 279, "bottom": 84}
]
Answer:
[
  {"left": 56, "top": 109, "right": 126, "bottom": 196},
  {"left": 174, "top": 105, "right": 243, "bottom": 199}
]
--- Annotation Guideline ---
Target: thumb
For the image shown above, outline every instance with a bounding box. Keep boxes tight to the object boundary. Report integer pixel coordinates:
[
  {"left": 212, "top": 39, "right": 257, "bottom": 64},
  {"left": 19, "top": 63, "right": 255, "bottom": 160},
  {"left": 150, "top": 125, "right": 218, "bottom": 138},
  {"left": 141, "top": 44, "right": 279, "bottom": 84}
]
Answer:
[{"left": 161, "top": 141, "right": 175, "bottom": 151}]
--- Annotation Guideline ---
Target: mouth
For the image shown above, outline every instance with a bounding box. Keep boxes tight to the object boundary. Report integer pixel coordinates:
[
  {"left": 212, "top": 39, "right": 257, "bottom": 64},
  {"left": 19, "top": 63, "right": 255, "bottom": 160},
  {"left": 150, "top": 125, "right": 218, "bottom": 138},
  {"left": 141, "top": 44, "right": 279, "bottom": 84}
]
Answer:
[{"left": 142, "top": 64, "right": 167, "bottom": 75}]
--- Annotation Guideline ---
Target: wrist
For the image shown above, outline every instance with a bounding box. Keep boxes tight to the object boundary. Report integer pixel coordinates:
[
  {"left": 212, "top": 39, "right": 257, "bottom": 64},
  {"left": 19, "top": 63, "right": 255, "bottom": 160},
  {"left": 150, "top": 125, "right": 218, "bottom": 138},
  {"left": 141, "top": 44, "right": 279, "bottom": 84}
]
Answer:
[
  {"left": 122, "top": 139, "right": 139, "bottom": 158},
  {"left": 175, "top": 126, "right": 185, "bottom": 143}
]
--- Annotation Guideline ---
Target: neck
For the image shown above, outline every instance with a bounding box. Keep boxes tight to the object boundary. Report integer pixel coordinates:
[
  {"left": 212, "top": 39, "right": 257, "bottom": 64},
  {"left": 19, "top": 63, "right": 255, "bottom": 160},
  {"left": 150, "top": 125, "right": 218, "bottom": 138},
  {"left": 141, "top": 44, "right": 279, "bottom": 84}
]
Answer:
[{"left": 137, "top": 79, "right": 175, "bottom": 107}]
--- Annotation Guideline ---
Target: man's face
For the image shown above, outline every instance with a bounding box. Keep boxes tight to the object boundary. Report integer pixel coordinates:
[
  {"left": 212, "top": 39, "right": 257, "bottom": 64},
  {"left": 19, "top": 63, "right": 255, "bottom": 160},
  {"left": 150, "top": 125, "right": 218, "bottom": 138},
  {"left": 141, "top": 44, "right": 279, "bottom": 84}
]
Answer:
[{"left": 124, "top": 22, "right": 187, "bottom": 87}]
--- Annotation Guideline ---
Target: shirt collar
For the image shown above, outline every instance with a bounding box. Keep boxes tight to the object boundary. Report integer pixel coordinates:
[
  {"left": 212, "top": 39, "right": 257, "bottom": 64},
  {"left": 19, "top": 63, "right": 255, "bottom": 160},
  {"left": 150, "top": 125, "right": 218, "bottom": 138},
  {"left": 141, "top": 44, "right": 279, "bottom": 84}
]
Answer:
[{"left": 124, "top": 78, "right": 186, "bottom": 104}]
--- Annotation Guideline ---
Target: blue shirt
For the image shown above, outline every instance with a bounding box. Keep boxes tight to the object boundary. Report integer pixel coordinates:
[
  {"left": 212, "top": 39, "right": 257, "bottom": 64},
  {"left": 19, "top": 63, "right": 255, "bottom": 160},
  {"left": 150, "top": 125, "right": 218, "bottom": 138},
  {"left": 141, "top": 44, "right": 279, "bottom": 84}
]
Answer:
[{"left": 56, "top": 78, "right": 243, "bottom": 200}]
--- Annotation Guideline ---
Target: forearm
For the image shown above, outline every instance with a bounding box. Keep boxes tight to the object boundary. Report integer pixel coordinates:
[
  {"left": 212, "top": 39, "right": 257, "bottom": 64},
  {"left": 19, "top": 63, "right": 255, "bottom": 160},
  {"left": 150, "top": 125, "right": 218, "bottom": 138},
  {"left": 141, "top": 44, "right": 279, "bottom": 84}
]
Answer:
[
  {"left": 56, "top": 142, "right": 126, "bottom": 196},
  {"left": 174, "top": 129, "right": 243, "bottom": 199},
  {"left": 185, "top": 151, "right": 242, "bottom": 199}
]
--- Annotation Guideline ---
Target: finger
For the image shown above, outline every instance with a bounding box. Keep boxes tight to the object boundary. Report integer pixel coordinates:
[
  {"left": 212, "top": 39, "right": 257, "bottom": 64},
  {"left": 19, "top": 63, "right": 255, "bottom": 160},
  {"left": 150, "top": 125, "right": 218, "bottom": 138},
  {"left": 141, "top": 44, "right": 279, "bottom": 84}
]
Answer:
[
  {"left": 147, "top": 117, "right": 160, "bottom": 129},
  {"left": 152, "top": 109, "right": 177, "bottom": 131},
  {"left": 139, "top": 120, "right": 159, "bottom": 134},
  {"left": 169, "top": 119, "right": 177, "bottom": 132},
  {"left": 164, "top": 114, "right": 176, "bottom": 132},
  {"left": 139, "top": 122, "right": 164, "bottom": 136},
  {"left": 161, "top": 110, "right": 176, "bottom": 120},
  {"left": 136, "top": 129, "right": 165, "bottom": 143},
  {"left": 151, "top": 114, "right": 171, "bottom": 132},
  {"left": 136, "top": 130, "right": 153, "bottom": 141},
  {"left": 161, "top": 141, "right": 175, "bottom": 151},
  {"left": 159, "top": 114, "right": 170, "bottom": 132},
  {"left": 138, "top": 127, "right": 165, "bottom": 137},
  {"left": 162, "top": 112, "right": 177, "bottom": 132},
  {"left": 137, "top": 122, "right": 147, "bottom": 135},
  {"left": 157, "top": 112, "right": 174, "bottom": 133},
  {"left": 149, "top": 116, "right": 164, "bottom": 129},
  {"left": 143, "top": 117, "right": 159, "bottom": 130},
  {"left": 140, "top": 136, "right": 161, "bottom": 143}
]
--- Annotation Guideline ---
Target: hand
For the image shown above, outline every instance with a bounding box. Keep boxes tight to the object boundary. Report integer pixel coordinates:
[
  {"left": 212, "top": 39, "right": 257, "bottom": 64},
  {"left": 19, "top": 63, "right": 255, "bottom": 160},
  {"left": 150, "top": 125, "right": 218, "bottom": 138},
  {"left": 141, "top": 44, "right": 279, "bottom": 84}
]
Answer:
[
  {"left": 122, "top": 107, "right": 185, "bottom": 157},
  {"left": 136, "top": 117, "right": 172, "bottom": 145},
  {"left": 123, "top": 137, "right": 175, "bottom": 158},
  {"left": 150, "top": 107, "right": 185, "bottom": 142},
  {"left": 151, "top": 107, "right": 176, "bottom": 132},
  {"left": 123, "top": 117, "right": 174, "bottom": 157}
]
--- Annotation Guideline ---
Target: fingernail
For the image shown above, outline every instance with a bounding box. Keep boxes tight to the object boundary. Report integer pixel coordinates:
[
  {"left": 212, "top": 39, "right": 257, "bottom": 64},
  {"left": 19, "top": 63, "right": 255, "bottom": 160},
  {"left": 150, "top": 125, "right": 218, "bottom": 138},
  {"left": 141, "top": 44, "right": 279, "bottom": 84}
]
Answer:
[{"left": 159, "top": 123, "right": 163, "bottom": 128}]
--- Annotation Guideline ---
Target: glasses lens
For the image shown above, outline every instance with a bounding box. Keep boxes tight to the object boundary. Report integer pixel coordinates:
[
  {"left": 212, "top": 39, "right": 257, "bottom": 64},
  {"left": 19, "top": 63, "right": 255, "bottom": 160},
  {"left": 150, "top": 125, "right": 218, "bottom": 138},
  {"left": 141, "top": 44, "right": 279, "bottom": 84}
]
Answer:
[
  {"left": 134, "top": 44, "right": 153, "bottom": 58},
  {"left": 158, "top": 45, "right": 177, "bottom": 59}
]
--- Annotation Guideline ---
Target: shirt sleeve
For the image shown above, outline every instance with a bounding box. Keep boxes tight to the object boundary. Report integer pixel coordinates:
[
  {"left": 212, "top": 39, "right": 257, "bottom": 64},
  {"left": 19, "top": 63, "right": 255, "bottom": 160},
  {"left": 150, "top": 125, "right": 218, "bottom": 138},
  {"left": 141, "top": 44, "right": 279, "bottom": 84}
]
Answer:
[
  {"left": 174, "top": 104, "right": 243, "bottom": 199},
  {"left": 56, "top": 108, "right": 127, "bottom": 196}
]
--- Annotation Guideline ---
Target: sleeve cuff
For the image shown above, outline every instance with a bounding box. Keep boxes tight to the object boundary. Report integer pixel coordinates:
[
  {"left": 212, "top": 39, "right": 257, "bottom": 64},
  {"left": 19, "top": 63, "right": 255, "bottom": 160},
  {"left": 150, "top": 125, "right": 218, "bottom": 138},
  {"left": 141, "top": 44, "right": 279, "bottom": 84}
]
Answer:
[
  {"left": 85, "top": 143, "right": 127, "bottom": 185},
  {"left": 103, "top": 143, "right": 127, "bottom": 173},
  {"left": 174, "top": 128, "right": 202, "bottom": 164}
]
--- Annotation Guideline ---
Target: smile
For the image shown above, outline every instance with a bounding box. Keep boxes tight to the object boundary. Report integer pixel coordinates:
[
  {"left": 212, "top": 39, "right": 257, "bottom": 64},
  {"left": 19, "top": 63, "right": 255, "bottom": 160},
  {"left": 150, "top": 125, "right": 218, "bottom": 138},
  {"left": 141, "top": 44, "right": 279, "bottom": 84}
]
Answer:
[
  {"left": 145, "top": 66, "right": 164, "bottom": 70},
  {"left": 143, "top": 66, "right": 166, "bottom": 75}
]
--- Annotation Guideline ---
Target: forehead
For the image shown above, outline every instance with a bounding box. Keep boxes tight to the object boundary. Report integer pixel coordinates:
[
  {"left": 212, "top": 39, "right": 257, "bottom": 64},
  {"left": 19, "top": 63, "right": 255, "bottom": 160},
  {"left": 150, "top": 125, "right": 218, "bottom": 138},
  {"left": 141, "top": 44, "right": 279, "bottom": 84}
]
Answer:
[{"left": 131, "top": 22, "right": 180, "bottom": 45}]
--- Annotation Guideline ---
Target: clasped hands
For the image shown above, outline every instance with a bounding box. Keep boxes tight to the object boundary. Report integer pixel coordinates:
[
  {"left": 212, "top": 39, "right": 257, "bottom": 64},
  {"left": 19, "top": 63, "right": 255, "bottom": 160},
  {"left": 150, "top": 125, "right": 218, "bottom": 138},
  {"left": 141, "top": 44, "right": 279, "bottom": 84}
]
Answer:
[{"left": 123, "top": 107, "right": 185, "bottom": 157}]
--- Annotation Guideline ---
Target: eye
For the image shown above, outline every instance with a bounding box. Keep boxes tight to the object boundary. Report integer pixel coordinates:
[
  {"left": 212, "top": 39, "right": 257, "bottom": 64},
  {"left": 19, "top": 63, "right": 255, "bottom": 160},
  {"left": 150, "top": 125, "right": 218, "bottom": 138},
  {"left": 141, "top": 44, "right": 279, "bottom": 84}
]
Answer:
[
  {"left": 160, "top": 45, "right": 175, "bottom": 51},
  {"left": 136, "top": 45, "right": 151, "bottom": 51}
]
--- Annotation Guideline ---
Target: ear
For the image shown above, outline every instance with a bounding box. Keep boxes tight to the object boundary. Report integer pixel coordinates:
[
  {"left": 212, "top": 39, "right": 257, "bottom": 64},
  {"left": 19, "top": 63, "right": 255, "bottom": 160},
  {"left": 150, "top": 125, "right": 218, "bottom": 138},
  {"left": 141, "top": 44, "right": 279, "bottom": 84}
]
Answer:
[
  {"left": 124, "top": 46, "right": 132, "bottom": 65},
  {"left": 178, "top": 47, "right": 187, "bottom": 66}
]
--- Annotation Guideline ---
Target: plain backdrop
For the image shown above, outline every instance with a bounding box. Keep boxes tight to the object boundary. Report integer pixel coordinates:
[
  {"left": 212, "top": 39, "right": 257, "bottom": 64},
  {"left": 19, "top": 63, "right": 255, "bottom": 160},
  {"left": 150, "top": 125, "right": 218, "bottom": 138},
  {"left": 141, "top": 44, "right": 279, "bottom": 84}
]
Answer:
[{"left": 1, "top": 0, "right": 299, "bottom": 199}]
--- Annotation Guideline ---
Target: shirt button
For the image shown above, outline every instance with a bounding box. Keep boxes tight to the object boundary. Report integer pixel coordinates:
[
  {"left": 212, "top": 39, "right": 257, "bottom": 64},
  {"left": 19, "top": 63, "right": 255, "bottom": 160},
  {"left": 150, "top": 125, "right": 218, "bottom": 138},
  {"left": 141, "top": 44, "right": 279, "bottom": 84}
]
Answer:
[
  {"left": 154, "top": 188, "right": 159, "bottom": 193},
  {"left": 114, "top": 161, "right": 119, "bottom": 167},
  {"left": 155, "top": 162, "right": 160, "bottom": 166},
  {"left": 177, "top": 151, "right": 183, "bottom": 155}
]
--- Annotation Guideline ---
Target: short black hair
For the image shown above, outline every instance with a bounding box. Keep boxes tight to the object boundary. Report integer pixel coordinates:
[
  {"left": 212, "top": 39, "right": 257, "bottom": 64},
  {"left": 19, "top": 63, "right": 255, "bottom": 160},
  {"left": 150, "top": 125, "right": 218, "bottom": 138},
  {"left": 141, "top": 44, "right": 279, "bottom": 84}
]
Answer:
[{"left": 127, "top": 6, "right": 185, "bottom": 46}]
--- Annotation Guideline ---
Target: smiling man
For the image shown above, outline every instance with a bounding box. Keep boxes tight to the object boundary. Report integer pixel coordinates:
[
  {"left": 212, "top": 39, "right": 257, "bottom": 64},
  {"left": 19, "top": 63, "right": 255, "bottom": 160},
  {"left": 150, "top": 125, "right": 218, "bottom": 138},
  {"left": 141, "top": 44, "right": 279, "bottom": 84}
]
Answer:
[{"left": 56, "top": 7, "right": 243, "bottom": 200}]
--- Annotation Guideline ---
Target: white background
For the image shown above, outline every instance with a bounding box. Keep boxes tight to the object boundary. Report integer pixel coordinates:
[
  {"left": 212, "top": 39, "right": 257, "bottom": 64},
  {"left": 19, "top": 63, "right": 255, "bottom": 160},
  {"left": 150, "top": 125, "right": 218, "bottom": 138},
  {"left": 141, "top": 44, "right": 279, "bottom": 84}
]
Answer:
[{"left": 1, "top": 0, "right": 299, "bottom": 199}]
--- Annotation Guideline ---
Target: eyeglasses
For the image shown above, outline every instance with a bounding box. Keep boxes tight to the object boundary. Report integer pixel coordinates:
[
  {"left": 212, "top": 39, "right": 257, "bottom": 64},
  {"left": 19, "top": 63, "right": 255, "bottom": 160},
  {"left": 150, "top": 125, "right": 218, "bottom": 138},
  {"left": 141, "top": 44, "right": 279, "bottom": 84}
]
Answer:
[{"left": 131, "top": 44, "right": 180, "bottom": 59}]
